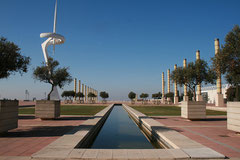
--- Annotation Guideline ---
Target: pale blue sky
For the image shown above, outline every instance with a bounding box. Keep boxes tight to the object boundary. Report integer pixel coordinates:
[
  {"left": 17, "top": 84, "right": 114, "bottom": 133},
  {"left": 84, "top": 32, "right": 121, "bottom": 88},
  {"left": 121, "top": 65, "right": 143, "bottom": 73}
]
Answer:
[{"left": 0, "top": 0, "right": 239, "bottom": 100}]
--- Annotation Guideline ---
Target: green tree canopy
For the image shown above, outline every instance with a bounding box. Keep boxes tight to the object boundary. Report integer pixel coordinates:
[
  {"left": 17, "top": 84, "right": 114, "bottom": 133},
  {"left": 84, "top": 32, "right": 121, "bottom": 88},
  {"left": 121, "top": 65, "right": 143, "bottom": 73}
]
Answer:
[
  {"left": 212, "top": 25, "right": 240, "bottom": 100},
  {"left": 152, "top": 92, "right": 162, "bottom": 99},
  {"left": 140, "top": 93, "right": 149, "bottom": 99},
  {"left": 0, "top": 37, "right": 30, "bottom": 79},
  {"left": 33, "top": 57, "right": 72, "bottom": 100},
  {"left": 165, "top": 92, "right": 174, "bottom": 102},
  {"left": 171, "top": 59, "right": 216, "bottom": 101},
  {"left": 128, "top": 91, "right": 136, "bottom": 100},
  {"left": 99, "top": 91, "right": 109, "bottom": 100},
  {"left": 76, "top": 92, "right": 84, "bottom": 98},
  {"left": 61, "top": 90, "right": 75, "bottom": 100},
  {"left": 88, "top": 92, "right": 96, "bottom": 98}
]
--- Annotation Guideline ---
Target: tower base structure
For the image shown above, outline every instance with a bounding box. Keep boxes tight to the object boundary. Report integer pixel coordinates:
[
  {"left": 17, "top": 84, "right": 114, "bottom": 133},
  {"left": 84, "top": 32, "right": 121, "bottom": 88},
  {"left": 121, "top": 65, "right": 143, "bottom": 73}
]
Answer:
[
  {"left": 196, "top": 94, "right": 203, "bottom": 101},
  {"left": 215, "top": 93, "right": 224, "bottom": 107},
  {"left": 174, "top": 96, "right": 179, "bottom": 104}
]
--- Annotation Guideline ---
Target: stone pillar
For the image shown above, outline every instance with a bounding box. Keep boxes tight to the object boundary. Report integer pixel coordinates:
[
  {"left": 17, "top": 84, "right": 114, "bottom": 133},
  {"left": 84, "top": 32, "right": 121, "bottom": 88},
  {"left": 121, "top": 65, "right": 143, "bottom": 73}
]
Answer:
[
  {"left": 162, "top": 72, "right": 166, "bottom": 104},
  {"left": 135, "top": 94, "right": 138, "bottom": 103},
  {"left": 215, "top": 38, "right": 224, "bottom": 106},
  {"left": 183, "top": 59, "right": 189, "bottom": 101},
  {"left": 84, "top": 85, "right": 87, "bottom": 102},
  {"left": 74, "top": 78, "right": 77, "bottom": 101},
  {"left": 167, "top": 69, "right": 171, "bottom": 103},
  {"left": 96, "top": 90, "right": 98, "bottom": 102},
  {"left": 196, "top": 50, "right": 203, "bottom": 101},
  {"left": 174, "top": 64, "right": 179, "bottom": 104},
  {"left": 82, "top": 84, "right": 84, "bottom": 102},
  {"left": 78, "top": 80, "right": 81, "bottom": 100},
  {"left": 87, "top": 86, "right": 89, "bottom": 102},
  {"left": 167, "top": 69, "right": 170, "bottom": 93}
]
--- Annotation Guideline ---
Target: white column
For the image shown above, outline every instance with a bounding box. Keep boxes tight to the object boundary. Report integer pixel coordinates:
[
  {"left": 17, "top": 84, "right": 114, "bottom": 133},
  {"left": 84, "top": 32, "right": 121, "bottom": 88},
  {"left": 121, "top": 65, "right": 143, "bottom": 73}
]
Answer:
[
  {"left": 174, "top": 64, "right": 179, "bottom": 104},
  {"left": 74, "top": 78, "right": 77, "bottom": 101},
  {"left": 162, "top": 72, "right": 166, "bottom": 104},
  {"left": 78, "top": 80, "right": 81, "bottom": 100},
  {"left": 183, "top": 59, "right": 189, "bottom": 101},
  {"left": 196, "top": 50, "right": 203, "bottom": 101},
  {"left": 215, "top": 38, "right": 224, "bottom": 106}
]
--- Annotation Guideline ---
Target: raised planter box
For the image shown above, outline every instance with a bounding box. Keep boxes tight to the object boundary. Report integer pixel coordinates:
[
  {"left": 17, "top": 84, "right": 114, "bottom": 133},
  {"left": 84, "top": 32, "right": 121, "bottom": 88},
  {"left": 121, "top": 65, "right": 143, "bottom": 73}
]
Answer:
[
  {"left": 181, "top": 101, "right": 206, "bottom": 120},
  {"left": 0, "top": 100, "right": 18, "bottom": 133},
  {"left": 35, "top": 100, "right": 60, "bottom": 120},
  {"left": 227, "top": 102, "right": 240, "bottom": 132}
]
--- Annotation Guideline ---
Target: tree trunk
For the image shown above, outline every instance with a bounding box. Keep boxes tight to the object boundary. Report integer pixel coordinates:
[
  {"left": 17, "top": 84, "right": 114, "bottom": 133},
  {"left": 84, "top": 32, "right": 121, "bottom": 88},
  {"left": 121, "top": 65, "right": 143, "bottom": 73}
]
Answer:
[
  {"left": 193, "top": 87, "right": 196, "bottom": 101},
  {"left": 47, "top": 85, "right": 55, "bottom": 100},
  {"left": 235, "top": 85, "right": 239, "bottom": 101}
]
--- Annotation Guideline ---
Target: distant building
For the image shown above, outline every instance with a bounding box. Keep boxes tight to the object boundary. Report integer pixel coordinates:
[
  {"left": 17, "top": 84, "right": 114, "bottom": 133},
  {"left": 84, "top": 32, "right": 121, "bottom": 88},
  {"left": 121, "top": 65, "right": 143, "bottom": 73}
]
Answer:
[{"left": 201, "top": 84, "right": 230, "bottom": 104}]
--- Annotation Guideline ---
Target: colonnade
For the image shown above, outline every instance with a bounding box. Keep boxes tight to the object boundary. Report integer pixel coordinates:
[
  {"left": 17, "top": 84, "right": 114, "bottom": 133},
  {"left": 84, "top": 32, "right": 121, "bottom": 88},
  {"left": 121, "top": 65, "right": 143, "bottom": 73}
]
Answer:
[
  {"left": 73, "top": 78, "right": 98, "bottom": 103},
  {"left": 161, "top": 39, "right": 224, "bottom": 106}
]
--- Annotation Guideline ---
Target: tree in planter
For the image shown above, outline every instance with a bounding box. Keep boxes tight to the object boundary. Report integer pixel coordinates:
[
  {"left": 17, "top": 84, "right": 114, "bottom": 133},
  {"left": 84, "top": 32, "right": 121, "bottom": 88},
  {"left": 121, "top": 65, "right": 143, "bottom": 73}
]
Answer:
[
  {"left": 165, "top": 92, "right": 174, "bottom": 102},
  {"left": 0, "top": 37, "right": 30, "bottom": 82},
  {"left": 171, "top": 59, "right": 216, "bottom": 101},
  {"left": 33, "top": 57, "right": 72, "bottom": 100},
  {"left": 68, "top": 90, "right": 76, "bottom": 103},
  {"left": 152, "top": 92, "right": 162, "bottom": 104},
  {"left": 0, "top": 36, "right": 30, "bottom": 133},
  {"left": 99, "top": 91, "right": 109, "bottom": 103},
  {"left": 212, "top": 25, "right": 240, "bottom": 101},
  {"left": 128, "top": 91, "right": 136, "bottom": 104},
  {"left": 76, "top": 92, "right": 84, "bottom": 103},
  {"left": 88, "top": 92, "right": 96, "bottom": 104},
  {"left": 61, "top": 91, "right": 70, "bottom": 103},
  {"left": 140, "top": 93, "right": 149, "bottom": 104},
  {"left": 226, "top": 86, "right": 240, "bottom": 102}
]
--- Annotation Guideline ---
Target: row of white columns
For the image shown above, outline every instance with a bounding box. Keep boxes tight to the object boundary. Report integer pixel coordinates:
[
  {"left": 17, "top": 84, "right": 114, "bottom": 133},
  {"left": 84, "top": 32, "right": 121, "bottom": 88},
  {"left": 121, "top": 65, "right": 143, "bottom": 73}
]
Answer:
[
  {"left": 73, "top": 78, "right": 98, "bottom": 102},
  {"left": 161, "top": 39, "right": 224, "bottom": 106}
]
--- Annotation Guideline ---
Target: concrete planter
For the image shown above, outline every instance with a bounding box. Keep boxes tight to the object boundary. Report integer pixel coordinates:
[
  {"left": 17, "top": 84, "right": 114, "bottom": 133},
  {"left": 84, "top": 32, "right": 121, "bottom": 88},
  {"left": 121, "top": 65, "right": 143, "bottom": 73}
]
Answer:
[
  {"left": 0, "top": 100, "right": 18, "bottom": 133},
  {"left": 227, "top": 102, "right": 240, "bottom": 132},
  {"left": 35, "top": 100, "right": 60, "bottom": 120},
  {"left": 181, "top": 101, "right": 206, "bottom": 120}
]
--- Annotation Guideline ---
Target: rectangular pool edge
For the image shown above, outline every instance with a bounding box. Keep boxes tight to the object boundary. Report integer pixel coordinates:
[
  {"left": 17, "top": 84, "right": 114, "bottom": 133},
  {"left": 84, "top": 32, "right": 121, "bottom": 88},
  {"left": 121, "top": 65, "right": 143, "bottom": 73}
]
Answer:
[{"left": 31, "top": 103, "right": 226, "bottom": 160}]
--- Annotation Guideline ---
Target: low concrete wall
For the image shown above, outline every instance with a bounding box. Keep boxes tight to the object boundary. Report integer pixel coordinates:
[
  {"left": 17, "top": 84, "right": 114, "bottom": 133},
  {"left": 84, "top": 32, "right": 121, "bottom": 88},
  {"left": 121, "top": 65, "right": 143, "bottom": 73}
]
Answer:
[
  {"left": 35, "top": 100, "right": 60, "bottom": 119},
  {"left": 0, "top": 100, "right": 18, "bottom": 133},
  {"left": 32, "top": 104, "right": 225, "bottom": 160},
  {"left": 227, "top": 102, "right": 240, "bottom": 132},
  {"left": 181, "top": 101, "right": 206, "bottom": 120}
]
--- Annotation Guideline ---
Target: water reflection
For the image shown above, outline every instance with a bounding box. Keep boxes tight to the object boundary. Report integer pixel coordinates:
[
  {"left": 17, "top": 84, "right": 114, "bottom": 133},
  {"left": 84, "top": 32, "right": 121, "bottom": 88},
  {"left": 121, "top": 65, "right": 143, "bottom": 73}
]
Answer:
[{"left": 90, "top": 105, "right": 155, "bottom": 149}]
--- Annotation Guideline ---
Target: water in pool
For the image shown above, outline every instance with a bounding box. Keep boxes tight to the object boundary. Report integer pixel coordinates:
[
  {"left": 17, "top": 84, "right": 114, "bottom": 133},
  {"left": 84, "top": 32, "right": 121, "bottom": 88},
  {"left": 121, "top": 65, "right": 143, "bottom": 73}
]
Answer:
[{"left": 90, "top": 105, "right": 155, "bottom": 149}]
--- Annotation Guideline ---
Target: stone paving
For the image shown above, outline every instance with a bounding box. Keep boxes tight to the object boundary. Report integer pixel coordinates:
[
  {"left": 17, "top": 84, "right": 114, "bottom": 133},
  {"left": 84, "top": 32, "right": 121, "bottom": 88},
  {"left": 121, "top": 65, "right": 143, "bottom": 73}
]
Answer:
[
  {"left": 1, "top": 108, "right": 240, "bottom": 159},
  {"left": 152, "top": 116, "right": 240, "bottom": 158},
  {"left": 0, "top": 115, "right": 91, "bottom": 157}
]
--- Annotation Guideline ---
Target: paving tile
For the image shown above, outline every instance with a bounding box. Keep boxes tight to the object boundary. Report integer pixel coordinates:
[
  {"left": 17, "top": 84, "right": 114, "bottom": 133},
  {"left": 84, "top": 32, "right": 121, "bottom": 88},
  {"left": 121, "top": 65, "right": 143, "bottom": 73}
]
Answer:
[
  {"left": 81, "top": 149, "right": 99, "bottom": 159},
  {"left": 68, "top": 149, "right": 86, "bottom": 159},
  {"left": 183, "top": 147, "right": 225, "bottom": 159},
  {"left": 127, "top": 149, "right": 144, "bottom": 160},
  {"left": 141, "top": 149, "right": 159, "bottom": 160},
  {"left": 155, "top": 149, "right": 175, "bottom": 159},
  {"left": 97, "top": 149, "right": 112, "bottom": 160},
  {"left": 167, "top": 149, "right": 189, "bottom": 159},
  {"left": 112, "top": 149, "right": 127, "bottom": 160},
  {"left": 31, "top": 146, "right": 72, "bottom": 159}
]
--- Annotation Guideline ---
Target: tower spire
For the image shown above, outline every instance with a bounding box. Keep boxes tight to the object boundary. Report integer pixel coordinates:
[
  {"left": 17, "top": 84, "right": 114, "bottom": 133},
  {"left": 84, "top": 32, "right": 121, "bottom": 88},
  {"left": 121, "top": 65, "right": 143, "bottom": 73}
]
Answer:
[{"left": 53, "top": 0, "right": 58, "bottom": 33}]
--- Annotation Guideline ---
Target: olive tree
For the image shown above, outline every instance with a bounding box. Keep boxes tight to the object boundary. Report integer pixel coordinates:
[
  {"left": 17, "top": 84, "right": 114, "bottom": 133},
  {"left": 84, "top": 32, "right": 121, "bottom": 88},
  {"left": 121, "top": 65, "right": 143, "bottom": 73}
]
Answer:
[
  {"left": 212, "top": 25, "right": 240, "bottom": 101},
  {"left": 140, "top": 93, "right": 149, "bottom": 104},
  {"left": 88, "top": 92, "right": 96, "bottom": 103},
  {"left": 99, "top": 91, "right": 109, "bottom": 103},
  {"left": 128, "top": 91, "right": 136, "bottom": 104},
  {"left": 171, "top": 59, "right": 216, "bottom": 101},
  {"left": 0, "top": 37, "right": 30, "bottom": 80},
  {"left": 33, "top": 57, "right": 72, "bottom": 100}
]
